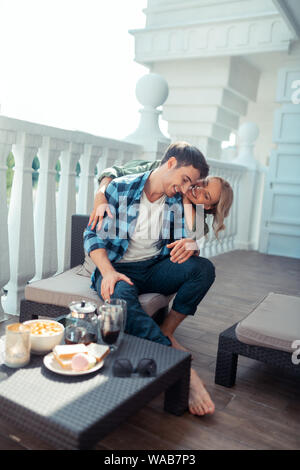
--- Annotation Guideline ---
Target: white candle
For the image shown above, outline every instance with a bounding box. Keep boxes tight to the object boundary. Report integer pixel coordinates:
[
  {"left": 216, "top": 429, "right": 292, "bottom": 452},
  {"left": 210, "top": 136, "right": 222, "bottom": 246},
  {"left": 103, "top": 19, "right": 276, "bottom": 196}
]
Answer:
[{"left": 5, "top": 323, "right": 31, "bottom": 368}]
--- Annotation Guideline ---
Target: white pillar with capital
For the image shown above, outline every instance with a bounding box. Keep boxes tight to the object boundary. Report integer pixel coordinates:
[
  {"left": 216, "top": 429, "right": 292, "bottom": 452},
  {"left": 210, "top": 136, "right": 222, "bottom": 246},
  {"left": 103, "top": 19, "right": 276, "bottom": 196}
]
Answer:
[
  {"left": 0, "top": 130, "right": 16, "bottom": 319},
  {"left": 4, "top": 131, "right": 42, "bottom": 314},
  {"left": 124, "top": 73, "right": 171, "bottom": 160},
  {"left": 233, "top": 122, "right": 265, "bottom": 251}
]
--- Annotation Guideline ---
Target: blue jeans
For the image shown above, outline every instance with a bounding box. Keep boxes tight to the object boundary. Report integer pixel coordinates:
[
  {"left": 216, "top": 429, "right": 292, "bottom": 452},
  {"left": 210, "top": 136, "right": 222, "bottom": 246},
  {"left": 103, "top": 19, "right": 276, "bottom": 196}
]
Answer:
[{"left": 95, "top": 255, "right": 215, "bottom": 347}]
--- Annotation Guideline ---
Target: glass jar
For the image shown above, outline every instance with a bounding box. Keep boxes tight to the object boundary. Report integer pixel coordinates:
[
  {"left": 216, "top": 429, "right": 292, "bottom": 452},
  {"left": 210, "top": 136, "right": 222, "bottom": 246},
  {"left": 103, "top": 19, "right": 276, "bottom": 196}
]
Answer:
[
  {"left": 4, "top": 323, "right": 31, "bottom": 368},
  {"left": 65, "top": 300, "right": 98, "bottom": 345}
]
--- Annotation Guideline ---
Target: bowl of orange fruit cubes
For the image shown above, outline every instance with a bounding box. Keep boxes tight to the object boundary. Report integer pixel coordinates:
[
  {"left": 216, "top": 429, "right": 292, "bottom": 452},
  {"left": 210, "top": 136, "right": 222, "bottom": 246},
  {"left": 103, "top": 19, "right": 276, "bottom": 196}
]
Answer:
[{"left": 23, "top": 319, "right": 64, "bottom": 355}]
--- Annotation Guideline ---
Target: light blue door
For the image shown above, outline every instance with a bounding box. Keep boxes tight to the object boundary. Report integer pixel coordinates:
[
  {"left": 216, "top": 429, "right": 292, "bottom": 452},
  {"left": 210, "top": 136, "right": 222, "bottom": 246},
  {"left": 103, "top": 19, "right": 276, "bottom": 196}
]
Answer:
[{"left": 259, "top": 67, "right": 300, "bottom": 259}]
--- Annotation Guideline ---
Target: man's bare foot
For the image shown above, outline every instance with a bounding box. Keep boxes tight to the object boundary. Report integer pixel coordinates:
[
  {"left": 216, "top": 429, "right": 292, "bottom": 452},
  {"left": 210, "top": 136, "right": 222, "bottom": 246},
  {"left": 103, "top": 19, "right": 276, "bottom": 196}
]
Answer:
[
  {"left": 189, "top": 368, "right": 215, "bottom": 416},
  {"left": 166, "top": 333, "right": 190, "bottom": 353}
]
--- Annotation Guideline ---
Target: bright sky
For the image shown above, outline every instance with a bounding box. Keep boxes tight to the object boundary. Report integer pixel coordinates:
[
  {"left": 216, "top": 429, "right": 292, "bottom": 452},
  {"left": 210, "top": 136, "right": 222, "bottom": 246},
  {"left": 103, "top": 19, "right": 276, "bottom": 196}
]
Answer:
[{"left": 0, "top": 0, "right": 152, "bottom": 140}]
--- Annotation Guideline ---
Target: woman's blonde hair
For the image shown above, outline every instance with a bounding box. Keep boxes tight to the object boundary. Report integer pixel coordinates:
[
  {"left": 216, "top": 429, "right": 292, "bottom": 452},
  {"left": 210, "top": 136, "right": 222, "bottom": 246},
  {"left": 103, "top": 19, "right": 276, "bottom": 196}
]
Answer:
[{"left": 204, "top": 177, "right": 234, "bottom": 238}]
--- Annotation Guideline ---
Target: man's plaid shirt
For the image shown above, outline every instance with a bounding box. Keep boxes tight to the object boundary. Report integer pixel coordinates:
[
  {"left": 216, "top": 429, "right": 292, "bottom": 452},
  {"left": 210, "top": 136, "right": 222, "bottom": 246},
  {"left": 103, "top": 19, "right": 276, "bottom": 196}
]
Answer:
[{"left": 83, "top": 170, "right": 188, "bottom": 288}]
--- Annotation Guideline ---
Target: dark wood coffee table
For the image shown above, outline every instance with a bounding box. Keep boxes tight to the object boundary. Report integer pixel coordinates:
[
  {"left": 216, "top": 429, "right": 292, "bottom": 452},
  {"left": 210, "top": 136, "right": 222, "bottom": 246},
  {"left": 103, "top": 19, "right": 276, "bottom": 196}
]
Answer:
[{"left": 0, "top": 334, "right": 191, "bottom": 449}]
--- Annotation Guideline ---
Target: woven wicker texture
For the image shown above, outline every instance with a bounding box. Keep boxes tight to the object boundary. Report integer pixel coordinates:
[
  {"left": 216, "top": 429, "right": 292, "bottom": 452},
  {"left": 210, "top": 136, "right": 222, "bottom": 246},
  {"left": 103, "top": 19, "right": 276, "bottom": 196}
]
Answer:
[
  {"left": 0, "top": 334, "right": 190, "bottom": 449},
  {"left": 71, "top": 214, "right": 89, "bottom": 268},
  {"left": 215, "top": 323, "right": 300, "bottom": 388}
]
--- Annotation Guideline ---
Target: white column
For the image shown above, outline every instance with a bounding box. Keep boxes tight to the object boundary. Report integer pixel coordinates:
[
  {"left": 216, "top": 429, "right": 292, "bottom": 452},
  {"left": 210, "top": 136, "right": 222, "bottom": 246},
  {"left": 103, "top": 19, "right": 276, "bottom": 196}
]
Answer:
[
  {"left": 229, "top": 170, "right": 243, "bottom": 251},
  {"left": 32, "top": 136, "right": 68, "bottom": 281},
  {"left": 77, "top": 144, "right": 102, "bottom": 215},
  {"left": 232, "top": 122, "right": 263, "bottom": 250},
  {"left": 4, "top": 132, "right": 42, "bottom": 314},
  {"left": 124, "top": 73, "right": 171, "bottom": 160},
  {"left": 57, "top": 142, "right": 84, "bottom": 273},
  {"left": 151, "top": 57, "right": 259, "bottom": 159},
  {"left": 0, "top": 130, "right": 16, "bottom": 319}
]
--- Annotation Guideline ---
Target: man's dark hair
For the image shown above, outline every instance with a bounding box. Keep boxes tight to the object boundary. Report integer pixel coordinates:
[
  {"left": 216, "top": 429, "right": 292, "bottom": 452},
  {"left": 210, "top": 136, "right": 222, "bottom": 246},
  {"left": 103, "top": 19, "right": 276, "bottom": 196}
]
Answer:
[{"left": 160, "top": 141, "right": 209, "bottom": 178}]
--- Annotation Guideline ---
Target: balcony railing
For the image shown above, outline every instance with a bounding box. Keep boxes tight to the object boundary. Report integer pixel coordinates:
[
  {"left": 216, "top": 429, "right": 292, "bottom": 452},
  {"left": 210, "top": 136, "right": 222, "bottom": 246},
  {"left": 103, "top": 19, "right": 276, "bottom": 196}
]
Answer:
[
  {"left": 0, "top": 115, "right": 143, "bottom": 317},
  {"left": 0, "top": 76, "right": 264, "bottom": 319}
]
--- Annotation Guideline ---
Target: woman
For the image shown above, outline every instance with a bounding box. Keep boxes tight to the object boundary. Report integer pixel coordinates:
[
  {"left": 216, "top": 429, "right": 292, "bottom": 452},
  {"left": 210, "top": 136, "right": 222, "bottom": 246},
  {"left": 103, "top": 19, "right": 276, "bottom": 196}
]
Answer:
[
  {"left": 89, "top": 162, "right": 234, "bottom": 242},
  {"left": 185, "top": 176, "right": 233, "bottom": 238}
]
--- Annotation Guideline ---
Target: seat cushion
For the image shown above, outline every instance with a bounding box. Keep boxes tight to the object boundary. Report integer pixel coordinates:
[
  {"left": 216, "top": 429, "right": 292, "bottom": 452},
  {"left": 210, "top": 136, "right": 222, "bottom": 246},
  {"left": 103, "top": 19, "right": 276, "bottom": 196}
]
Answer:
[
  {"left": 76, "top": 253, "right": 96, "bottom": 277},
  {"left": 25, "top": 266, "right": 172, "bottom": 318},
  {"left": 235, "top": 292, "right": 300, "bottom": 353}
]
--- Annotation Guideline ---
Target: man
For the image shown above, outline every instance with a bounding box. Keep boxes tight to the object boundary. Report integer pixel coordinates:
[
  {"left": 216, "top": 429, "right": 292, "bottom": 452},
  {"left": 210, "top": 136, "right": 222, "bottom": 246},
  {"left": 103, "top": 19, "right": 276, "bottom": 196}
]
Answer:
[{"left": 84, "top": 142, "right": 216, "bottom": 416}]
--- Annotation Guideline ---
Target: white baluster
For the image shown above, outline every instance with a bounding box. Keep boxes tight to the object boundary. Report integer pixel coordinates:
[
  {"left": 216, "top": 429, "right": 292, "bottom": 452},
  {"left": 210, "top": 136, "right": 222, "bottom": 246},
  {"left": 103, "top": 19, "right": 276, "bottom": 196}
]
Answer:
[
  {"left": 96, "top": 147, "right": 108, "bottom": 175},
  {"left": 116, "top": 149, "right": 125, "bottom": 167},
  {"left": 57, "top": 142, "right": 84, "bottom": 273},
  {"left": 232, "top": 122, "right": 259, "bottom": 250},
  {"left": 4, "top": 132, "right": 42, "bottom": 314},
  {"left": 95, "top": 147, "right": 109, "bottom": 193},
  {"left": 231, "top": 171, "right": 243, "bottom": 251},
  {"left": 0, "top": 130, "right": 16, "bottom": 319},
  {"left": 77, "top": 144, "right": 102, "bottom": 215},
  {"left": 225, "top": 170, "right": 235, "bottom": 252},
  {"left": 106, "top": 148, "right": 119, "bottom": 167},
  {"left": 221, "top": 168, "right": 231, "bottom": 253},
  {"left": 123, "top": 150, "right": 134, "bottom": 164},
  {"left": 32, "top": 136, "right": 68, "bottom": 281}
]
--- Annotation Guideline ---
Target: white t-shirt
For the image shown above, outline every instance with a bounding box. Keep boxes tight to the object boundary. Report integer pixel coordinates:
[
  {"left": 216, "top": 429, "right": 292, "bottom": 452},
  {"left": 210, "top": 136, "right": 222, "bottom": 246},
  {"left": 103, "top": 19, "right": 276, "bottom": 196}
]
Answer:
[{"left": 119, "top": 190, "right": 166, "bottom": 263}]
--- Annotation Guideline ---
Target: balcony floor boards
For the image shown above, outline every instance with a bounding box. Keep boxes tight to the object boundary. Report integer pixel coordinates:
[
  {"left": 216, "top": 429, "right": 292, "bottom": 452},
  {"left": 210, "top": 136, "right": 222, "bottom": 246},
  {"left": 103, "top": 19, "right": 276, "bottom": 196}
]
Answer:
[{"left": 0, "top": 250, "right": 299, "bottom": 450}]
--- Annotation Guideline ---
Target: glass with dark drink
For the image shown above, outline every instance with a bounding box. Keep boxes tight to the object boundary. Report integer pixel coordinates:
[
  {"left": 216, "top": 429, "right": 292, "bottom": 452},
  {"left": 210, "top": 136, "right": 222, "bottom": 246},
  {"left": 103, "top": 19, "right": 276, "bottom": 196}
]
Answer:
[
  {"left": 99, "top": 304, "right": 124, "bottom": 352},
  {"left": 105, "top": 299, "right": 127, "bottom": 331}
]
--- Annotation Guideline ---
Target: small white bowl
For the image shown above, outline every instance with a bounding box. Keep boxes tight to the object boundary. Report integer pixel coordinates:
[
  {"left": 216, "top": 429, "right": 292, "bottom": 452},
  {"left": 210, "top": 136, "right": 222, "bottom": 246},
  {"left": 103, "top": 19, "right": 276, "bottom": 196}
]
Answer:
[{"left": 23, "top": 319, "right": 65, "bottom": 355}]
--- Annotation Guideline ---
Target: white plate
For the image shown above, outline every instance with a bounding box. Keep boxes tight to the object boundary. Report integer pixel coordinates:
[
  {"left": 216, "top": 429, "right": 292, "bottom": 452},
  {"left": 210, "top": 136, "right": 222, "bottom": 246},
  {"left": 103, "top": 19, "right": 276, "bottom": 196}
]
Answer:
[{"left": 43, "top": 352, "right": 104, "bottom": 376}]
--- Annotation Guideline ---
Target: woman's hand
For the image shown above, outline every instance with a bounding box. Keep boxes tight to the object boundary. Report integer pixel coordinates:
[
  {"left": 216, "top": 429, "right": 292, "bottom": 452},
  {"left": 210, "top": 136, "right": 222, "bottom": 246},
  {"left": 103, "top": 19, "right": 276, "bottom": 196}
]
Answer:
[
  {"left": 101, "top": 270, "right": 134, "bottom": 302},
  {"left": 167, "top": 238, "right": 199, "bottom": 264},
  {"left": 88, "top": 186, "right": 113, "bottom": 231}
]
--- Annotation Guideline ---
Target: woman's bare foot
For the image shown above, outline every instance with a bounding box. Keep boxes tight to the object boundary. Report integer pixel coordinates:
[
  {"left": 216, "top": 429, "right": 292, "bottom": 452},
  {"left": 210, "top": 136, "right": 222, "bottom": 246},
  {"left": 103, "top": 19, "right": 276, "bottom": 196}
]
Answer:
[{"left": 189, "top": 368, "right": 215, "bottom": 416}]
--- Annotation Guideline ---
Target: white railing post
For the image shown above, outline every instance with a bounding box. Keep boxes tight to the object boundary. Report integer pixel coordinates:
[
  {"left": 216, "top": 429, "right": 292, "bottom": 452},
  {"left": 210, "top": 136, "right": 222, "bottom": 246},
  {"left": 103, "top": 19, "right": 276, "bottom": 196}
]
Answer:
[
  {"left": 0, "top": 130, "right": 16, "bottom": 320},
  {"left": 56, "top": 142, "right": 84, "bottom": 274},
  {"left": 97, "top": 147, "right": 108, "bottom": 174},
  {"left": 124, "top": 73, "right": 171, "bottom": 160},
  {"left": 232, "top": 122, "right": 263, "bottom": 250},
  {"left": 77, "top": 144, "right": 102, "bottom": 215},
  {"left": 4, "top": 131, "right": 42, "bottom": 314},
  {"left": 32, "top": 136, "right": 68, "bottom": 281}
]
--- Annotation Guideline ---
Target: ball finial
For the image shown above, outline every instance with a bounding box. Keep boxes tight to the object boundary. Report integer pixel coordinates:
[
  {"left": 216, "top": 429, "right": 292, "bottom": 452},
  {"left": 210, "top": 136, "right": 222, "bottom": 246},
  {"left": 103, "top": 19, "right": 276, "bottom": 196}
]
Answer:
[
  {"left": 135, "top": 73, "right": 169, "bottom": 108},
  {"left": 238, "top": 122, "right": 259, "bottom": 144}
]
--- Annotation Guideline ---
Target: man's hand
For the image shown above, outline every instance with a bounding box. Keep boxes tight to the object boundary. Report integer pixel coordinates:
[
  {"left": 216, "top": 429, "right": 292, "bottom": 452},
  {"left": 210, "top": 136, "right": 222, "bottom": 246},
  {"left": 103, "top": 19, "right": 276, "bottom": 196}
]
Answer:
[
  {"left": 101, "top": 270, "right": 134, "bottom": 302},
  {"left": 167, "top": 239, "right": 199, "bottom": 264},
  {"left": 88, "top": 184, "right": 113, "bottom": 231}
]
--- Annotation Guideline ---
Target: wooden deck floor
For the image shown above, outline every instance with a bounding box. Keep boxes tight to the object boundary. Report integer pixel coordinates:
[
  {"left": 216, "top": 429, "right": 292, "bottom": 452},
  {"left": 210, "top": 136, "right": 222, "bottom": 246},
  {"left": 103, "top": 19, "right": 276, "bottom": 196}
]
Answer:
[{"left": 1, "top": 250, "right": 300, "bottom": 450}]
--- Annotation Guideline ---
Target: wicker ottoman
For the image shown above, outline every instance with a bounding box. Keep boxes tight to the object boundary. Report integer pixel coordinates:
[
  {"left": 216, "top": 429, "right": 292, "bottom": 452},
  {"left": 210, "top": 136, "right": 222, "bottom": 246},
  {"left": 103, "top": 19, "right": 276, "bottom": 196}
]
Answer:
[{"left": 215, "top": 292, "right": 300, "bottom": 387}]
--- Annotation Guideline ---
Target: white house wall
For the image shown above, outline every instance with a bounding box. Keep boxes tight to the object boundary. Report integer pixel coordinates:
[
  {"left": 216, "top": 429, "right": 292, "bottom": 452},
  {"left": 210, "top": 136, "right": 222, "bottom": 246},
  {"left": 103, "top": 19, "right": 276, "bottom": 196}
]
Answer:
[
  {"left": 240, "top": 43, "right": 300, "bottom": 166},
  {"left": 145, "top": 0, "right": 280, "bottom": 29}
]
